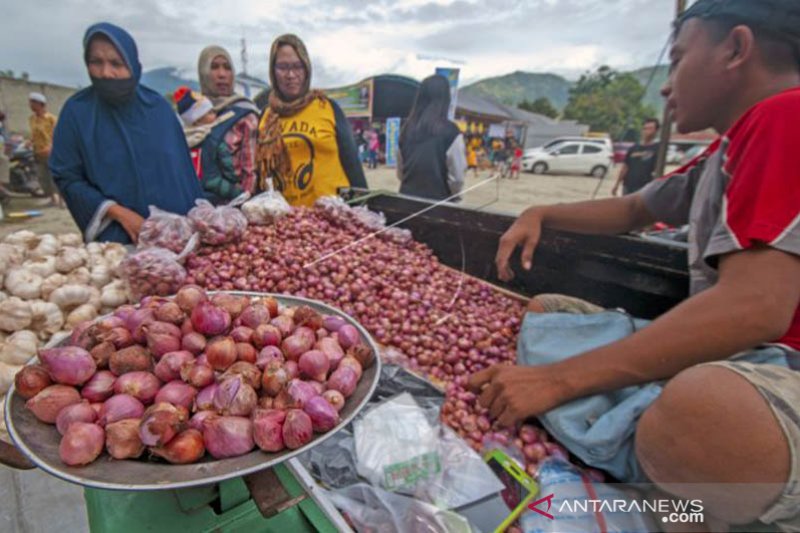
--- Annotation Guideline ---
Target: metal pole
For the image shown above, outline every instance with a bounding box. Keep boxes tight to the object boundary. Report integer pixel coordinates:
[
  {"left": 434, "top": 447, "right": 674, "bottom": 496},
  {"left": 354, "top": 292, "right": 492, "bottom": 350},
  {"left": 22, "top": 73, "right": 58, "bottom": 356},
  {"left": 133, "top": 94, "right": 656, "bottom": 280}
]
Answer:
[{"left": 654, "top": 0, "right": 688, "bottom": 177}]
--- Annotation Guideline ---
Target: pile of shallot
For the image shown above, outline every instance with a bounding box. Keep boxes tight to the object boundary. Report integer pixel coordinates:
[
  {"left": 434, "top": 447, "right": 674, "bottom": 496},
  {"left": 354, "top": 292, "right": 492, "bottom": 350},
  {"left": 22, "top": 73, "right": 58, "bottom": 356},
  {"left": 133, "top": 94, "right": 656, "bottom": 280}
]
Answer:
[
  {"left": 182, "top": 204, "right": 568, "bottom": 478},
  {"left": 14, "top": 286, "right": 373, "bottom": 466}
]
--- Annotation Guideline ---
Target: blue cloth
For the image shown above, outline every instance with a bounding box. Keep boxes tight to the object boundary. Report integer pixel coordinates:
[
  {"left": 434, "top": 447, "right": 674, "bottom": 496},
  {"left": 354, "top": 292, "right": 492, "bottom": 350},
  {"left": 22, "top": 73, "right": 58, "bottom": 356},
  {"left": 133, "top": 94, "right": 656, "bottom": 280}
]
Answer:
[
  {"left": 517, "top": 311, "right": 791, "bottom": 482},
  {"left": 50, "top": 22, "right": 204, "bottom": 244}
]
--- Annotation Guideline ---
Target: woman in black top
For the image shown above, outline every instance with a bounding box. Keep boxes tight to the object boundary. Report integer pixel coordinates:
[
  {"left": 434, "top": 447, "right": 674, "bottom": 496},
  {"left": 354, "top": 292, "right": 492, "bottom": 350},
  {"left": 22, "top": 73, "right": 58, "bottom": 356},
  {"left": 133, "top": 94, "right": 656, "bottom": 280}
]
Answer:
[{"left": 397, "top": 75, "right": 466, "bottom": 201}]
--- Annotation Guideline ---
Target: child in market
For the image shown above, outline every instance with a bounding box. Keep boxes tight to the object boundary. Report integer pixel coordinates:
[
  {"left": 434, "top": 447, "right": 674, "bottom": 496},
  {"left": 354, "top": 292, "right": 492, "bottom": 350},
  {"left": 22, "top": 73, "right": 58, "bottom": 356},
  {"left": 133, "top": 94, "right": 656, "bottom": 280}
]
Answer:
[{"left": 174, "top": 86, "right": 242, "bottom": 205}]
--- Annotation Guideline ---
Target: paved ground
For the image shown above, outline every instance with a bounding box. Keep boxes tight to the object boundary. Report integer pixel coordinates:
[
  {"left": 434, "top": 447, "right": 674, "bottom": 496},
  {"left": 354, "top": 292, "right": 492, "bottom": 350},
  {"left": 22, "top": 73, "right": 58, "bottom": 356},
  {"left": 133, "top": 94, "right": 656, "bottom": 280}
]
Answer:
[{"left": 0, "top": 165, "right": 622, "bottom": 239}]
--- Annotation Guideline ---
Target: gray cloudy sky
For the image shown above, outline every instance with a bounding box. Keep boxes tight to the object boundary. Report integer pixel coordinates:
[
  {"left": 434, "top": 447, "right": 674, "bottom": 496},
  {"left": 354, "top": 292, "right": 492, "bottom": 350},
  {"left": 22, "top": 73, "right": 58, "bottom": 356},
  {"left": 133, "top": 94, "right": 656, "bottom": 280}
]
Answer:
[{"left": 3, "top": 0, "right": 678, "bottom": 88}]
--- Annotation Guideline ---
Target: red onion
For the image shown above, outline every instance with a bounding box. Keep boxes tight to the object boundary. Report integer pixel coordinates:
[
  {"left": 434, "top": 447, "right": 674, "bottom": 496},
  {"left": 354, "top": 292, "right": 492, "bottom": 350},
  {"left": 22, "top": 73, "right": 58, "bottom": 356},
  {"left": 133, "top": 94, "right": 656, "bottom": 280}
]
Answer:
[
  {"left": 39, "top": 346, "right": 97, "bottom": 386},
  {"left": 316, "top": 337, "right": 344, "bottom": 370},
  {"left": 203, "top": 416, "right": 254, "bottom": 459},
  {"left": 270, "top": 315, "right": 294, "bottom": 338},
  {"left": 523, "top": 443, "right": 547, "bottom": 462},
  {"left": 303, "top": 396, "right": 339, "bottom": 432},
  {"left": 211, "top": 293, "right": 249, "bottom": 319},
  {"left": 113, "top": 371, "right": 161, "bottom": 404},
  {"left": 326, "top": 367, "right": 358, "bottom": 398},
  {"left": 97, "top": 327, "right": 134, "bottom": 349},
  {"left": 105, "top": 418, "right": 144, "bottom": 459},
  {"left": 126, "top": 308, "right": 155, "bottom": 344},
  {"left": 69, "top": 321, "right": 96, "bottom": 350},
  {"left": 336, "top": 325, "right": 360, "bottom": 350},
  {"left": 99, "top": 394, "right": 145, "bottom": 426},
  {"left": 252, "top": 324, "right": 281, "bottom": 349},
  {"left": 236, "top": 343, "right": 258, "bottom": 364},
  {"left": 337, "top": 356, "right": 363, "bottom": 380},
  {"left": 175, "top": 285, "right": 207, "bottom": 314},
  {"left": 259, "top": 297, "right": 279, "bottom": 318},
  {"left": 14, "top": 365, "right": 52, "bottom": 399},
  {"left": 237, "top": 305, "right": 271, "bottom": 329},
  {"left": 281, "top": 335, "right": 312, "bottom": 362},
  {"left": 519, "top": 425, "right": 540, "bottom": 445},
  {"left": 347, "top": 343, "right": 375, "bottom": 370},
  {"left": 180, "top": 318, "right": 194, "bottom": 335},
  {"left": 261, "top": 365, "right": 290, "bottom": 397},
  {"left": 113, "top": 304, "right": 137, "bottom": 323},
  {"left": 205, "top": 336, "right": 237, "bottom": 371},
  {"left": 286, "top": 379, "right": 318, "bottom": 408},
  {"left": 294, "top": 327, "right": 317, "bottom": 347},
  {"left": 154, "top": 381, "right": 197, "bottom": 410},
  {"left": 89, "top": 342, "right": 116, "bottom": 369},
  {"left": 59, "top": 422, "right": 104, "bottom": 466},
  {"left": 252, "top": 408, "right": 286, "bottom": 452},
  {"left": 181, "top": 332, "right": 206, "bottom": 355},
  {"left": 214, "top": 377, "right": 257, "bottom": 416},
  {"left": 256, "top": 346, "right": 284, "bottom": 370},
  {"left": 143, "top": 321, "right": 182, "bottom": 359},
  {"left": 195, "top": 383, "right": 219, "bottom": 411},
  {"left": 139, "top": 407, "right": 184, "bottom": 447},
  {"left": 230, "top": 326, "right": 254, "bottom": 344},
  {"left": 109, "top": 345, "right": 152, "bottom": 376},
  {"left": 180, "top": 361, "right": 215, "bottom": 388},
  {"left": 284, "top": 360, "right": 299, "bottom": 380},
  {"left": 90, "top": 402, "right": 103, "bottom": 417},
  {"left": 259, "top": 396, "right": 275, "bottom": 409},
  {"left": 151, "top": 428, "right": 205, "bottom": 464},
  {"left": 155, "top": 351, "right": 195, "bottom": 382},
  {"left": 322, "top": 390, "right": 345, "bottom": 412},
  {"left": 298, "top": 350, "right": 329, "bottom": 382},
  {"left": 292, "top": 306, "right": 323, "bottom": 330},
  {"left": 154, "top": 301, "right": 185, "bottom": 325},
  {"left": 191, "top": 301, "right": 231, "bottom": 336},
  {"left": 221, "top": 362, "right": 261, "bottom": 390},
  {"left": 26, "top": 385, "right": 81, "bottom": 423},
  {"left": 55, "top": 401, "right": 97, "bottom": 435},
  {"left": 322, "top": 315, "right": 346, "bottom": 332},
  {"left": 189, "top": 410, "right": 218, "bottom": 431},
  {"left": 282, "top": 409, "right": 313, "bottom": 449}
]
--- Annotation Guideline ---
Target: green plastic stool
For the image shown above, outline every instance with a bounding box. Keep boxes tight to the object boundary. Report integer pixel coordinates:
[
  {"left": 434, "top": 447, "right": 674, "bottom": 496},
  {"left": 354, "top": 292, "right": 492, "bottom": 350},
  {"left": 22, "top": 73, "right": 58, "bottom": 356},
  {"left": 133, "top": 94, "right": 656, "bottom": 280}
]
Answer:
[{"left": 83, "top": 464, "right": 338, "bottom": 533}]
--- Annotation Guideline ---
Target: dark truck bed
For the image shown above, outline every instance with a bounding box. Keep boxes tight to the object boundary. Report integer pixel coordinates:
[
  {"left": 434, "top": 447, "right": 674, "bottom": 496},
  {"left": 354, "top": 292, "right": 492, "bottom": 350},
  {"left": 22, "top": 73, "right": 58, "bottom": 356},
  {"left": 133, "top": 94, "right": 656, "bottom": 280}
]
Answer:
[{"left": 347, "top": 191, "right": 689, "bottom": 319}]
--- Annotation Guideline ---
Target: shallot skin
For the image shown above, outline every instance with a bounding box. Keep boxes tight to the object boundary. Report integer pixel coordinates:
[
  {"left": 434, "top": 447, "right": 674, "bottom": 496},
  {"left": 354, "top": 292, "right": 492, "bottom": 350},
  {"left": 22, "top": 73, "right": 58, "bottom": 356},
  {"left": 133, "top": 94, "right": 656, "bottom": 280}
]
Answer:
[
  {"left": 203, "top": 416, "right": 254, "bottom": 459},
  {"left": 59, "top": 422, "right": 105, "bottom": 466}
]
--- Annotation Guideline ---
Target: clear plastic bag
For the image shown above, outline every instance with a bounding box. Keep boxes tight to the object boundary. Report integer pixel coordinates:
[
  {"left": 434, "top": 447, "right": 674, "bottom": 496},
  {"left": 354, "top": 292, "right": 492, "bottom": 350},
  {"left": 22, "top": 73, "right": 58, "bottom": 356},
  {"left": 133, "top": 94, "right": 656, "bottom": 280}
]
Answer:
[
  {"left": 241, "top": 179, "right": 292, "bottom": 225},
  {"left": 354, "top": 392, "right": 503, "bottom": 509},
  {"left": 187, "top": 199, "right": 248, "bottom": 245},
  {"left": 137, "top": 206, "right": 196, "bottom": 254},
  {"left": 120, "top": 236, "right": 198, "bottom": 300}
]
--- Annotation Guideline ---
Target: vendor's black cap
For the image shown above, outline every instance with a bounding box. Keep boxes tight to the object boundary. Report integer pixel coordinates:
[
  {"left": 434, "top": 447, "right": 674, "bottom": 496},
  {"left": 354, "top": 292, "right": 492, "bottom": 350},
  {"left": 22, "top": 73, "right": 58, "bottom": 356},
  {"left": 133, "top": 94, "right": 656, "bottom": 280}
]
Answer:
[{"left": 678, "top": 0, "right": 800, "bottom": 38}]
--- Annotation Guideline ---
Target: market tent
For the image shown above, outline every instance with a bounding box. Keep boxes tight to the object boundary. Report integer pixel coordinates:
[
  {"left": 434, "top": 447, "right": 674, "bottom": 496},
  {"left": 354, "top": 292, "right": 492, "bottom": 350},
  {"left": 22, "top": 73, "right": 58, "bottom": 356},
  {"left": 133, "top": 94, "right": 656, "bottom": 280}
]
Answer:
[{"left": 370, "top": 74, "right": 420, "bottom": 120}]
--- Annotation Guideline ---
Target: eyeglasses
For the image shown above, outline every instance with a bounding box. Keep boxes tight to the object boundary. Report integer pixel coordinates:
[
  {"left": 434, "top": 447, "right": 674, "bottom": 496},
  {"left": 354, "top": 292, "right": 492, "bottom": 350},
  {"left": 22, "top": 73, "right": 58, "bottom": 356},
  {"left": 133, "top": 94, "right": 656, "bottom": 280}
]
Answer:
[{"left": 275, "top": 62, "right": 305, "bottom": 75}]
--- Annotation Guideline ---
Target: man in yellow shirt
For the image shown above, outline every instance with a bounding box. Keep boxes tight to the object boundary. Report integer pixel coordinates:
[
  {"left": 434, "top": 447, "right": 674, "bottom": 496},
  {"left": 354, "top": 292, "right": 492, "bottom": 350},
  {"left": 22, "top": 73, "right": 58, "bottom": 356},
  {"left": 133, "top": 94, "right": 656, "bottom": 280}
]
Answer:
[{"left": 28, "top": 92, "right": 61, "bottom": 207}]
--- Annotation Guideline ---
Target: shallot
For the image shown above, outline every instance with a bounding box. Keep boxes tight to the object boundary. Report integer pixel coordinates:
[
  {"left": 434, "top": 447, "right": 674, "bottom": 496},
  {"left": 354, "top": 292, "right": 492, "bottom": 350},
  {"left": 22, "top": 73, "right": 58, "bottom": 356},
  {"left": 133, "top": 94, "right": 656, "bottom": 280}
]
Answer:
[
  {"left": 81, "top": 370, "right": 117, "bottom": 402},
  {"left": 105, "top": 418, "right": 144, "bottom": 459},
  {"left": 113, "top": 371, "right": 161, "bottom": 404},
  {"left": 194, "top": 383, "right": 219, "bottom": 411},
  {"left": 109, "top": 345, "right": 152, "bottom": 376},
  {"left": 203, "top": 416, "right": 254, "bottom": 459},
  {"left": 39, "top": 346, "right": 96, "bottom": 386},
  {"left": 286, "top": 379, "right": 318, "bottom": 408},
  {"left": 55, "top": 401, "right": 98, "bottom": 435},
  {"left": 180, "top": 361, "right": 215, "bottom": 388},
  {"left": 154, "top": 351, "right": 195, "bottom": 382},
  {"left": 59, "top": 422, "right": 104, "bottom": 466},
  {"left": 303, "top": 395, "right": 339, "bottom": 432},
  {"left": 154, "top": 381, "right": 197, "bottom": 410},
  {"left": 326, "top": 366, "right": 358, "bottom": 398},
  {"left": 205, "top": 336, "right": 236, "bottom": 371},
  {"left": 252, "top": 408, "right": 286, "bottom": 452},
  {"left": 282, "top": 409, "right": 312, "bottom": 449},
  {"left": 191, "top": 301, "right": 231, "bottom": 336},
  {"left": 151, "top": 428, "right": 205, "bottom": 464},
  {"left": 181, "top": 332, "right": 206, "bottom": 355},
  {"left": 298, "top": 350, "right": 329, "bottom": 382},
  {"left": 143, "top": 321, "right": 182, "bottom": 359},
  {"left": 214, "top": 376, "right": 257, "bottom": 416},
  {"left": 322, "top": 390, "right": 345, "bottom": 412},
  {"left": 14, "top": 364, "right": 52, "bottom": 399},
  {"left": 99, "top": 394, "right": 145, "bottom": 426},
  {"left": 175, "top": 285, "right": 207, "bottom": 314},
  {"left": 26, "top": 384, "right": 81, "bottom": 423}
]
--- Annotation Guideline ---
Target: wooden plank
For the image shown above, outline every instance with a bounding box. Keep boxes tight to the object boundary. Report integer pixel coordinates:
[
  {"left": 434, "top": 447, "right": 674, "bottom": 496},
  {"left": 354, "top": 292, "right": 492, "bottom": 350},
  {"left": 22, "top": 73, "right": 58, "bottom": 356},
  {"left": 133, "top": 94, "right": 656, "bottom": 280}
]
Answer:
[{"left": 439, "top": 263, "right": 529, "bottom": 304}]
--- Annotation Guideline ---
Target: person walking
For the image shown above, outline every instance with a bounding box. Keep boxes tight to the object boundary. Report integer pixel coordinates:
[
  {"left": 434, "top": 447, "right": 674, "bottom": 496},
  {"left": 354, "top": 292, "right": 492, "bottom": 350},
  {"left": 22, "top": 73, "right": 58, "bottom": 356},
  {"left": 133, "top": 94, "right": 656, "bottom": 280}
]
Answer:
[
  {"left": 611, "top": 118, "right": 661, "bottom": 196},
  {"left": 28, "top": 93, "right": 61, "bottom": 207}
]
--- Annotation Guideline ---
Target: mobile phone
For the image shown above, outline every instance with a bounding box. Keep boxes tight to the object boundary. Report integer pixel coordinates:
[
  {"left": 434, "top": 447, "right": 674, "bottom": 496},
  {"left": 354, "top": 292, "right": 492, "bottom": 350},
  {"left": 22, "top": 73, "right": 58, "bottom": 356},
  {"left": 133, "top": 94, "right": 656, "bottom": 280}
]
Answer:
[{"left": 456, "top": 449, "right": 538, "bottom": 532}]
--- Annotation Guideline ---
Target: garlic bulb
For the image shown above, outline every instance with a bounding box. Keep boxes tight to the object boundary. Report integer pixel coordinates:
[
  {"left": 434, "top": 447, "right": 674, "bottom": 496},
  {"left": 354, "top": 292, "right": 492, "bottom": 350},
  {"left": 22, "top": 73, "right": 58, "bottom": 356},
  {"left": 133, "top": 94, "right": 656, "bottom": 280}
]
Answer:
[
  {"left": 57, "top": 233, "right": 83, "bottom": 248},
  {"left": 66, "top": 303, "right": 97, "bottom": 329},
  {"left": 4, "top": 230, "right": 38, "bottom": 248},
  {"left": 104, "top": 244, "right": 128, "bottom": 270},
  {"left": 49, "top": 284, "right": 93, "bottom": 310},
  {"left": 0, "top": 291, "right": 7, "bottom": 304},
  {"left": 100, "top": 280, "right": 129, "bottom": 309},
  {"left": 0, "top": 362, "right": 22, "bottom": 395},
  {"left": 66, "top": 267, "right": 91, "bottom": 286},
  {"left": 41, "top": 273, "right": 66, "bottom": 300},
  {"left": 55, "top": 247, "right": 88, "bottom": 273},
  {"left": 0, "top": 297, "right": 32, "bottom": 332},
  {"left": 23, "top": 256, "right": 57, "bottom": 278},
  {"left": 88, "top": 286, "right": 102, "bottom": 311},
  {"left": 29, "top": 301, "right": 65, "bottom": 340},
  {"left": 86, "top": 242, "right": 103, "bottom": 256},
  {"left": 90, "top": 264, "right": 112, "bottom": 288},
  {"left": 5, "top": 267, "right": 43, "bottom": 300},
  {"left": 29, "top": 234, "right": 59, "bottom": 259},
  {"left": 0, "top": 330, "right": 39, "bottom": 365},
  {"left": 0, "top": 243, "right": 26, "bottom": 276}
]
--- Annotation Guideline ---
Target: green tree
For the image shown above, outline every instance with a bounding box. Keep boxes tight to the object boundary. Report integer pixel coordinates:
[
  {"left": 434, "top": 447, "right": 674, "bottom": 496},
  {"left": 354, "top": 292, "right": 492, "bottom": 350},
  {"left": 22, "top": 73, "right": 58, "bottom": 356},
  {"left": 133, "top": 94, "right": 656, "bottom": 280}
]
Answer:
[
  {"left": 563, "top": 65, "right": 655, "bottom": 140},
  {"left": 518, "top": 97, "right": 559, "bottom": 119}
]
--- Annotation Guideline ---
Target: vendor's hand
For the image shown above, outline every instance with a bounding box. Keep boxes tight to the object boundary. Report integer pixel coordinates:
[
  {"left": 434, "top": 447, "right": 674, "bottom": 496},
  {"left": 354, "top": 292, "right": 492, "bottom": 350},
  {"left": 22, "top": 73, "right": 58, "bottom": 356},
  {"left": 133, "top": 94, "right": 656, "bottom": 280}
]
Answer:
[
  {"left": 108, "top": 205, "right": 144, "bottom": 244},
  {"left": 468, "top": 364, "right": 572, "bottom": 427},
  {"left": 611, "top": 184, "right": 620, "bottom": 197},
  {"left": 495, "top": 207, "right": 544, "bottom": 282}
]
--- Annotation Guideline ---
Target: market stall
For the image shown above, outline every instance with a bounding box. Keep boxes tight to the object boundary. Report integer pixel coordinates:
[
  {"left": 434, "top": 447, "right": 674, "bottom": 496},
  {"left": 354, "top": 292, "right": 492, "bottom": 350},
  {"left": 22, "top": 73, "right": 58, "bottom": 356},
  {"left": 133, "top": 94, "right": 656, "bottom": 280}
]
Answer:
[{"left": 0, "top": 190, "right": 690, "bottom": 532}]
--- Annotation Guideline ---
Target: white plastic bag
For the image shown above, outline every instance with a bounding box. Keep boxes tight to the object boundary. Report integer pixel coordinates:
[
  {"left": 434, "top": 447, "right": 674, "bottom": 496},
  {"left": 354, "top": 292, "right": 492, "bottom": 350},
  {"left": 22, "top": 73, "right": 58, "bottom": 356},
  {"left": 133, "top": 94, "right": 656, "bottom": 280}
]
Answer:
[
  {"left": 354, "top": 392, "right": 503, "bottom": 509},
  {"left": 241, "top": 179, "right": 292, "bottom": 225},
  {"left": 187, "top": 199, "right": 248, "bottom": 245},
  {"left": 137, "top": 206, "right": 196, "bottom": 254}
]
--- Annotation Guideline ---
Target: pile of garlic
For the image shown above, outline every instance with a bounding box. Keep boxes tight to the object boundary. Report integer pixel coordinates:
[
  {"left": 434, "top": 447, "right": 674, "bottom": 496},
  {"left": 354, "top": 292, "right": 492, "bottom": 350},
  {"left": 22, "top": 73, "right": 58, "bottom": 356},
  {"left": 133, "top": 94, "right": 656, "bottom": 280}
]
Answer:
[{"left": 0, "top": 231, "right": 133, "bottom": 441}]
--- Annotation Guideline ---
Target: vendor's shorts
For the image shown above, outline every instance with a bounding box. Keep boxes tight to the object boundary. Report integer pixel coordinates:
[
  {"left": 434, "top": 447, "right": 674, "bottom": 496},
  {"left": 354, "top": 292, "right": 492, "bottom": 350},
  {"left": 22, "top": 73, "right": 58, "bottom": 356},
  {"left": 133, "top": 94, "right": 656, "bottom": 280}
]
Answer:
[{"left": 705, "top": 361, "right": 800, "bottom": 531}]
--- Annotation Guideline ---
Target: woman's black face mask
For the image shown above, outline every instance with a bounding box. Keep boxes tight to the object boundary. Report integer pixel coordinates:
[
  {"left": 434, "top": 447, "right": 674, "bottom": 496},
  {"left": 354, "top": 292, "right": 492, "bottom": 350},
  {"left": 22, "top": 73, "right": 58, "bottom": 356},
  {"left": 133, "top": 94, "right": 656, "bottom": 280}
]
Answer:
[{"left": 90, "top": 76, "right": 137, "bottom": 106}]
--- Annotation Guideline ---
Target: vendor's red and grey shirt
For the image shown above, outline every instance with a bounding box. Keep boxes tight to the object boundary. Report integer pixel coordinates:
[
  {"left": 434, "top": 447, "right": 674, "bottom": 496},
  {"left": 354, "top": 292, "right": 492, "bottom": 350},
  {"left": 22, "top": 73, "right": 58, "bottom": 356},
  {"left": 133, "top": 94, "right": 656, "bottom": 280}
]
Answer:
[{"left": 641, "top": 87, "right": 800, "bottom": 352}]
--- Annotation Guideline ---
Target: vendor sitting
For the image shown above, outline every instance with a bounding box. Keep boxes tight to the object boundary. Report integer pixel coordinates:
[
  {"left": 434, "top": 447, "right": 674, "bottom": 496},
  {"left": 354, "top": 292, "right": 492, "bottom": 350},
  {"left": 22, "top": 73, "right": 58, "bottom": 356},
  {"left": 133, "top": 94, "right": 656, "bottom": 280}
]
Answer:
[
  {"left": 174, "top": 86, "right": 243, "bottom": 205},
  {"left": 472, "top": 1, "right": 800, "bottom": 531}
]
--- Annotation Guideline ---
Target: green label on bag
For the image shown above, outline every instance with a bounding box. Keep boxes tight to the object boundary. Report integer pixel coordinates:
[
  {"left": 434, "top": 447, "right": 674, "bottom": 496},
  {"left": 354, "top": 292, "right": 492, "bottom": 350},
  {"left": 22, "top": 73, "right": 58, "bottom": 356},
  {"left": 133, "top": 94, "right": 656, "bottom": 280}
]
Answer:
[{"left": 383, "top": 452, "right": 441, "bottom": 490}]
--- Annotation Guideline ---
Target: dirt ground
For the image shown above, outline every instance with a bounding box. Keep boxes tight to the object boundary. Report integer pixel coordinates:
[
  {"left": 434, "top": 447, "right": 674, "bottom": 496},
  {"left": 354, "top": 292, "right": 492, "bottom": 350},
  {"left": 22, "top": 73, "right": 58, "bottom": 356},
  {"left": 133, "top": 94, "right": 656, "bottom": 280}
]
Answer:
[{"left": 0, "top": 166, "right": 622, "bottom": 240}]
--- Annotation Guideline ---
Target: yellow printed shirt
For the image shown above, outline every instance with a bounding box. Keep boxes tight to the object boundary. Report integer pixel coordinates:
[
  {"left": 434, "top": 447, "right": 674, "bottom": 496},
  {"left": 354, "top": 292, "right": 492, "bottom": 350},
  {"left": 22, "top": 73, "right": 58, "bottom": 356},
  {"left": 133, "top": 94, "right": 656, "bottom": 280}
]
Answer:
[
  {"left": 260, "top": 98, "right": 351, "bottom": 207},
  {"left": 29, "top": 112, "right": 57, "bottom": 156}
]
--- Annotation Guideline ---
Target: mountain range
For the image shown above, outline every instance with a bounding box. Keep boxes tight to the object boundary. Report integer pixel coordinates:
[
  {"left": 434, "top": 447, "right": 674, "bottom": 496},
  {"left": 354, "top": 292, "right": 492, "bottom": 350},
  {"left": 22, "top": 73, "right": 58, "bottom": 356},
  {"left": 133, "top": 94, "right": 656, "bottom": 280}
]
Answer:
[{"left": 462, "top": 65, "right": 669, "bottom": 115}]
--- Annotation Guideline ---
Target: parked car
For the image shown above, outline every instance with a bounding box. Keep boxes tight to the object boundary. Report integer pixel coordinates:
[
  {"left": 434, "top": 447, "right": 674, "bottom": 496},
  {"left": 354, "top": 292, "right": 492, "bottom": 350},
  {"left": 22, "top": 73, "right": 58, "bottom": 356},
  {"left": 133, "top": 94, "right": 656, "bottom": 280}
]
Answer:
[
  {"left": 541, "top": 136, "right": 613, "bottom": 153},
  {"left": 522, "top": 141, "right": 614, "bottom": 178}
]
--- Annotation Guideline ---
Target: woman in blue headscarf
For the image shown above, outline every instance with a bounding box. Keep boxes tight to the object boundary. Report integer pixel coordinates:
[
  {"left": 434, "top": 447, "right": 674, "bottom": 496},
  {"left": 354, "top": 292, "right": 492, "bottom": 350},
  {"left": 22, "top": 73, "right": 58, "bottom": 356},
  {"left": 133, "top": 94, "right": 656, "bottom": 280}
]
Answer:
[{"left": 50, "top": 22, "right": 204, "bottom": 244}]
